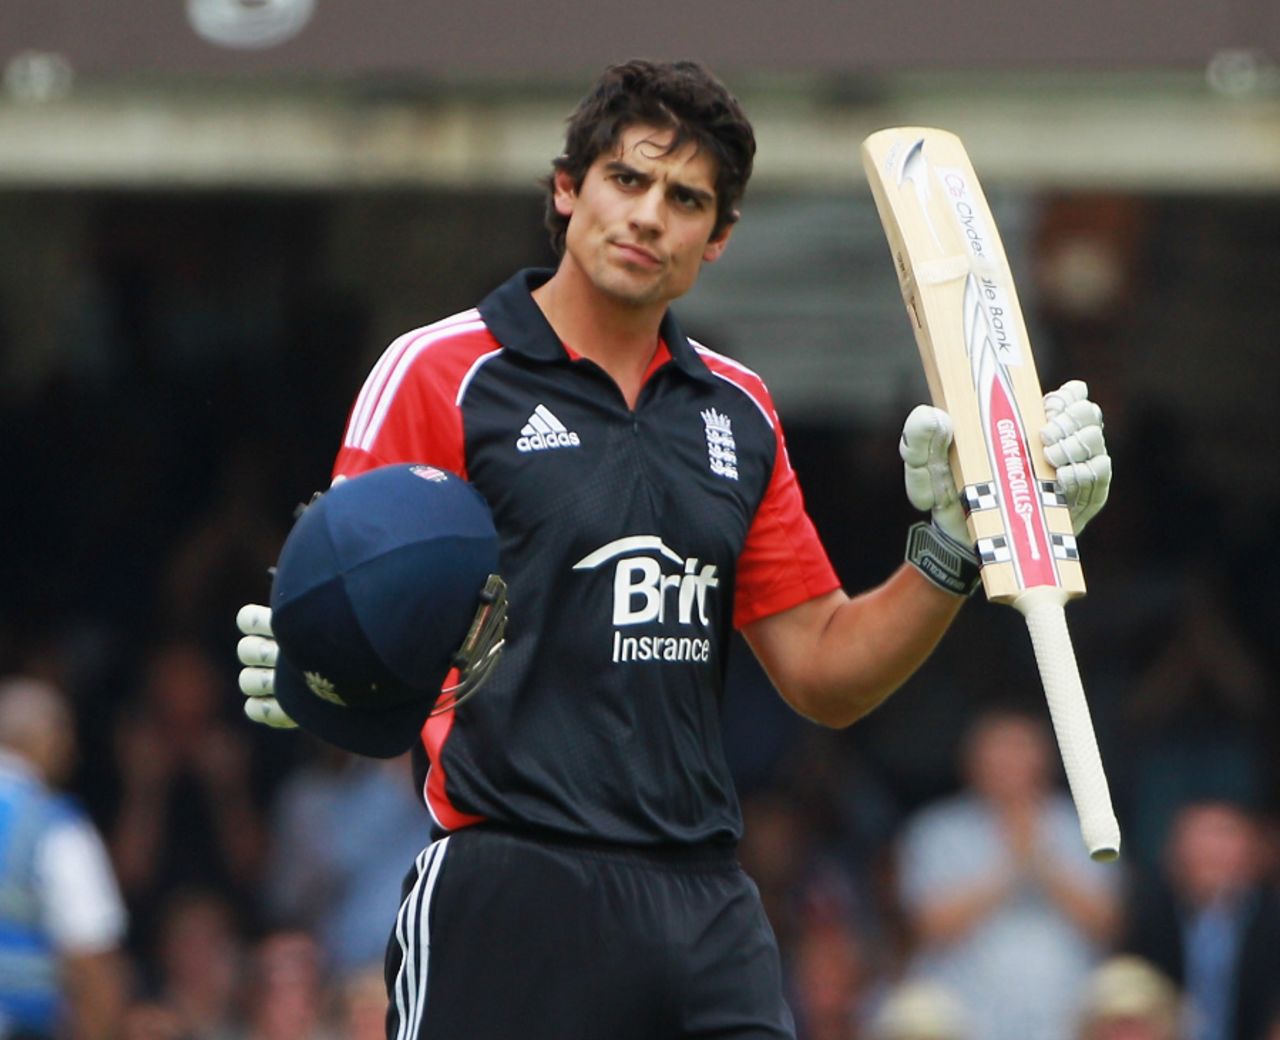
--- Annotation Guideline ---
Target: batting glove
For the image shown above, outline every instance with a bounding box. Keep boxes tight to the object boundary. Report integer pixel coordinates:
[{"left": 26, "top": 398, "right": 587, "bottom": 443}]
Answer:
[
  {"left": 900, "top": 405, "right": 982, "bottom": 596},
  {"left": 901, "top": 404, "right": 970, "bottom": 545},
  {"left": 236, "top": 604, "right": 297, "bottom": 730},
  {"left": 1041, "top": 380, "right": 1112, "bottom": 534}
]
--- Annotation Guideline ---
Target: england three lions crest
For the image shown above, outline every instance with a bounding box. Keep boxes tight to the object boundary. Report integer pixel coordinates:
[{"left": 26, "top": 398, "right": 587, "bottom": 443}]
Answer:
[{"left": 701, "top": 408, "right": 738, "bottom": 481}]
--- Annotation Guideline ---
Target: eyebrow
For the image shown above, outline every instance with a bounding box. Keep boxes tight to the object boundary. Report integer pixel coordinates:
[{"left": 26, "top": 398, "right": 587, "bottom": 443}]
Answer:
[{"left": 603, "top": 160, "right": 716, "bottom": 206}]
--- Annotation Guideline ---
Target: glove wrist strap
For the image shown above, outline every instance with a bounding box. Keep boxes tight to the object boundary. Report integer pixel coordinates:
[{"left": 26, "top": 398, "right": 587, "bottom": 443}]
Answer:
[{"left": 905, "top": 521, "right": 982, "bottom": 597}]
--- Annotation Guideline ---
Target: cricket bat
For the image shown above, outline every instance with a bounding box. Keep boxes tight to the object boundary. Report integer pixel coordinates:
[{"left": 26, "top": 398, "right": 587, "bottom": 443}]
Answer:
[{"left": 861, "top": 127, "right": 1120, "bottom": 861}]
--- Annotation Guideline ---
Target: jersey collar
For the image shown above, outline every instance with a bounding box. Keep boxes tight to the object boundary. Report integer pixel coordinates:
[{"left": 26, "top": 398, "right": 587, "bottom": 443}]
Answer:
[{"left": 477, "top": 268, "right": 718, "bottom": 386}]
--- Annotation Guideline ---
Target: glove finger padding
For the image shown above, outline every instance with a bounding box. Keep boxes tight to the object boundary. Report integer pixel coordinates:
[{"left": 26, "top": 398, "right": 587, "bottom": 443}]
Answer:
[
  {"left": 1042, "top": 398, "right": 1104, "bottom": 446},
  {"left": 1042, "top": 379, "right": 1091, "bottom": 419},
  {"left": 1040, "top": 381, "right": 1111, "bottom": 535},
  {"left": 244, "top": 695, "right": 299, "bottom": 729},
  {"left": 900, "top": 405, "right": 970, "bottom": 546},
  {"left": 236, "top": 603, "right": 274, "bottom": 638},
  {"left": 237, "top": 635, "right": 278, "bottom": 668},
  {"left": 235, "top": 602, "right": 296, "bottom": 729},
  {"left": 239, "top": 665, "right": 277, "bottom": 697},
  {"left": 1043, "top": 422, "right": 1107, "bottom": 467},
  {"left": 1056, "top": 455, "right": 1112, "bottom": 534}
]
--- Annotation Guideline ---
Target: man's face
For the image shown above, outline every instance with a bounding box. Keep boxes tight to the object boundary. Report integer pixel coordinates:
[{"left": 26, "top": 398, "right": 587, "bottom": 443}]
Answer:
[
  {"left": 1168, "top": 802, "right": 1260, "bottom": 904},
  {"left": 553, "top": 123, "right": 731, "bottom": 309},
  {"left": 964, "top": 715, "right": 1051, "bottom": 805}
]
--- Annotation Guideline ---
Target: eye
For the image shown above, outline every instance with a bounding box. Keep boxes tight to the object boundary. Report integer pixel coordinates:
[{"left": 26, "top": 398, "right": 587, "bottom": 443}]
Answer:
[
  {"left": 673, "top": 189, "right": 706, "bottom": 212},
  {"left": 612, "top": 171, "right": 640, "bottom": 189}
]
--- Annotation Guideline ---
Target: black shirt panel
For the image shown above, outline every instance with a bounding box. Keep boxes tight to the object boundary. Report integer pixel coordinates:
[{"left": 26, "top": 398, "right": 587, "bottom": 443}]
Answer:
[{"left": 426, "top": 270, "right": 780, "bottom": 846}]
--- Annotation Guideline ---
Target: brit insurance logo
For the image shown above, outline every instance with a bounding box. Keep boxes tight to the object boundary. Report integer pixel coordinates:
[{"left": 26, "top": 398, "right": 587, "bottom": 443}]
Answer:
[
  {"left": 701, "top": 408, "right": 738, "bottom": 480},
  {"left": 573, "top": 536, "right": 718, "bottom": 664}
]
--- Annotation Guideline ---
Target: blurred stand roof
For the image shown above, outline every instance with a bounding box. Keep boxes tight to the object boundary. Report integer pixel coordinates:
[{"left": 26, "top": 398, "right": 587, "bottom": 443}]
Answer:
[
  {"left": 2, "top": 2, "right": 1278, "bottom": 433},
  {"left": 3, "top": 0, "right": 1276, "bottom": 79},
  {"left": 0, "top": 0, "right": 1278, "bottom": 191}
]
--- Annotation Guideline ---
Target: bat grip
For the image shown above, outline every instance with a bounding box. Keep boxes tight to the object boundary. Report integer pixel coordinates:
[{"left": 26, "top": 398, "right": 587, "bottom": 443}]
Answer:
[{"left": 1014, "top": 587, "right": 1121, "bottom": 862}]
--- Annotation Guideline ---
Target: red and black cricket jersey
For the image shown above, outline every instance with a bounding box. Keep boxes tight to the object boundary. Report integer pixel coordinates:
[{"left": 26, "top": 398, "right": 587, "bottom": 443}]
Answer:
[{"left": 332, "top": 269, "right": 840, "bottom": 847}]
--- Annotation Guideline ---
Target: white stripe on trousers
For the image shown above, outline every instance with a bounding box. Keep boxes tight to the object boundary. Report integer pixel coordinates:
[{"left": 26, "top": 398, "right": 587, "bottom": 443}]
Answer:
[{"left": 391, "top": 836, "right": 451, "bottom": 1040}]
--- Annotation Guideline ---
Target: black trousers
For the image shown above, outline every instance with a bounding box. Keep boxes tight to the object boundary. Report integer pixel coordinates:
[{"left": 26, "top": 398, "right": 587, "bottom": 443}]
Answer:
[{"left": 383, "top": 827, "right": 795, "bottom": 1040}]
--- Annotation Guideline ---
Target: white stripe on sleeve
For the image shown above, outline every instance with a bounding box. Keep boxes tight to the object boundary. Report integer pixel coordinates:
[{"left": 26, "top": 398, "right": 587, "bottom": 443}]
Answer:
[{"left": 344, "top": 311, "right": 483, "bottom": 451}]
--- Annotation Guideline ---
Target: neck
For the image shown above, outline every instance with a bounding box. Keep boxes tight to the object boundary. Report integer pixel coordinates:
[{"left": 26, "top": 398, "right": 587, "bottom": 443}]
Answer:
[{"left": 532, "top": 262, "right": 664, "bottom": 403}]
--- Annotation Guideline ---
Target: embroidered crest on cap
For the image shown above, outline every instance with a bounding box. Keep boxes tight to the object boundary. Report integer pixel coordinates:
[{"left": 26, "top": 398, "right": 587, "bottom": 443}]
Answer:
[{"left": 305, "top": 672, "right": 347, "bottom": 706}]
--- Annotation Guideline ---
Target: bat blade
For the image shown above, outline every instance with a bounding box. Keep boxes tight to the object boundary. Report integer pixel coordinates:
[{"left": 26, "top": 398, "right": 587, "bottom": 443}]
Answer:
[
  {"left": 861, "top": 127, "right": 1120, "bottom": 860},
  {"left": 862, "top": 127, "right": 1080, "bottom": 602}
]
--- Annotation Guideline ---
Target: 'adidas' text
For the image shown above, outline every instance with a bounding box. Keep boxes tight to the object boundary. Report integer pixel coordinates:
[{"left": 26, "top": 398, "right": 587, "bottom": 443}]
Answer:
[{"left": 517, "top": 404, "right": 581, "bottom": 453}]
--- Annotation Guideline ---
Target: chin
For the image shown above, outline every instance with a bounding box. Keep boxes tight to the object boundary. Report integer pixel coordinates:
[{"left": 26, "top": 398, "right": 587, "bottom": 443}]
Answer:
[{"left": 595, "top": 269, "right": 667, "bottom": 307}]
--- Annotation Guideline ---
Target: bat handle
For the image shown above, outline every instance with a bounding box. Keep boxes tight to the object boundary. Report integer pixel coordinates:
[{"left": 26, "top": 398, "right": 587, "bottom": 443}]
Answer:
[{"left": 1014, "top": 586, "right": 1121, "bottom": 862}]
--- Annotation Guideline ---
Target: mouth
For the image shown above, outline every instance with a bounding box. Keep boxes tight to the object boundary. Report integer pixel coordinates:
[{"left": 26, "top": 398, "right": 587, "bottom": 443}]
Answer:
[{"left": 610, "top": 241, "right": 663, "bottom": 268}]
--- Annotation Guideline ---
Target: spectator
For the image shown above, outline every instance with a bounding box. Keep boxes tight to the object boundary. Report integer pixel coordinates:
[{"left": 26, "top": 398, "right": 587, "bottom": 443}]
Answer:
[
  {"left": 1121, "top": 799, "right": 1280, "bottom": 1040},
  {"left": 158, "top": 445, "right": 292, "bottom": 654},
  {"left": 147, "top": 888, "right": 246, "bottom": 1040},
  {"left": 241, "top": 930, "right": 336, "bottom": 1040},
  {"left": 109, "top": 640, "right": 265, "bottom": 952},
  {"left": 788, "top": 913, "right": 871, "bottom": 1040},
  {"left": 1120, "top": 572, "right": 1271, "bottom": 868},
  {"left": 741, "top": 791, "right": 831, "bottom": 952},
  {"left": 334, "top": 967, "right": 386, "bottom": 1040},
  {"left": 869, "top": 980, "right": 971, "bottom": 1040},
  {"left": 1075, "top": 956, "right": 1183, "bottom": 1040},
  {"left": 118, "top": 1001, "right": 193, "bottom": 1040},
  {"left": 0, "top": 675, "right": 129, "bottom": 1040},
  {"left": 260, "top": 744, "right": 428, "bottom": 975},
  {"left": 895, "top": 706, "right": 1120, "bottom": 1040}
]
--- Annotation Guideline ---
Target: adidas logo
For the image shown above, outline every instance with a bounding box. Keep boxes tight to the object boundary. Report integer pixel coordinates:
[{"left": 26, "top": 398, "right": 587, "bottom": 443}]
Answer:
[{"left": 517, "top": 404, "right": 581, "bottom": 453}]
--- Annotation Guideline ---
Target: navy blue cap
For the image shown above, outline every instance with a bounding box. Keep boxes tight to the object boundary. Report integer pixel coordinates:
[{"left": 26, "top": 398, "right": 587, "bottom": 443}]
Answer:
[{"left": 269, "top": 464, "right": 499, "bottom": 758}]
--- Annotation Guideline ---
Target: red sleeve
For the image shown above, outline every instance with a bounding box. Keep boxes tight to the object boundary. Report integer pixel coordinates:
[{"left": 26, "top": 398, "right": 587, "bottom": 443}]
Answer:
[
  {"left": 734, "top": 418, "right": 842, "bottom": 627},
  {"left": 329, "top": 313, "right": 497, "bottom": 483},
  {"left": 694, "top": 347, "right": 841, "bottom": 627}
]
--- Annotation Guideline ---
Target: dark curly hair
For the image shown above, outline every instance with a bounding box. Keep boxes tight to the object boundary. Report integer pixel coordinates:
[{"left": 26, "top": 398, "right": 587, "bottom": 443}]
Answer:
[{"left": 543, "top": 60, "right": 756, "bottom": 256}]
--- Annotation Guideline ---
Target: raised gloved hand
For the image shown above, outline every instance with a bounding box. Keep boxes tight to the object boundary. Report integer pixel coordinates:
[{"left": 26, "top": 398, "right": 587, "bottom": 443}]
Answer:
[
  {"left": 236, "top": 604, "right": 297, "bottom": 729},
  {"left": 900, "top": 404, "right": 969, "bottom": 546},
  {"left": 899, "top": 405, "right": 981, "bottom": 596},
  {"left": 1040, "top": 379, "right": 1111, "bottom": 534},
  {"left": 900, "top": 380, "right": 1112, "bottom": 594}
]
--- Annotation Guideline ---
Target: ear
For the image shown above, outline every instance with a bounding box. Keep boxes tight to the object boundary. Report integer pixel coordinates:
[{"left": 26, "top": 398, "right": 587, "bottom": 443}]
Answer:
[
  {"left": 552, "top": 167, "right": 578, "bottom": 219},
  {"left": 702, "top": 218, "right": 736, "bottom": 264}
]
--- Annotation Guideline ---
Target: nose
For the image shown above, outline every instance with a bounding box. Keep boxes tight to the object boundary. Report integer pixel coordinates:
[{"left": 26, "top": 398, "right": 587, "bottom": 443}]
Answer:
[{"left": 629, "top": 185, "right": 665, "bottom": 236}]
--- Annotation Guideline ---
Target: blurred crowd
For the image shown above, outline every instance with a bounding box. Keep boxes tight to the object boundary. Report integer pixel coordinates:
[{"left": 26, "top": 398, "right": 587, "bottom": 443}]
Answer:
[
  {"left": 3, "top": 190, "right": 1280, "bottom": 1040},
  {"left": 4, "top": 658, "right": 1279, "bottom": 1040}
]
